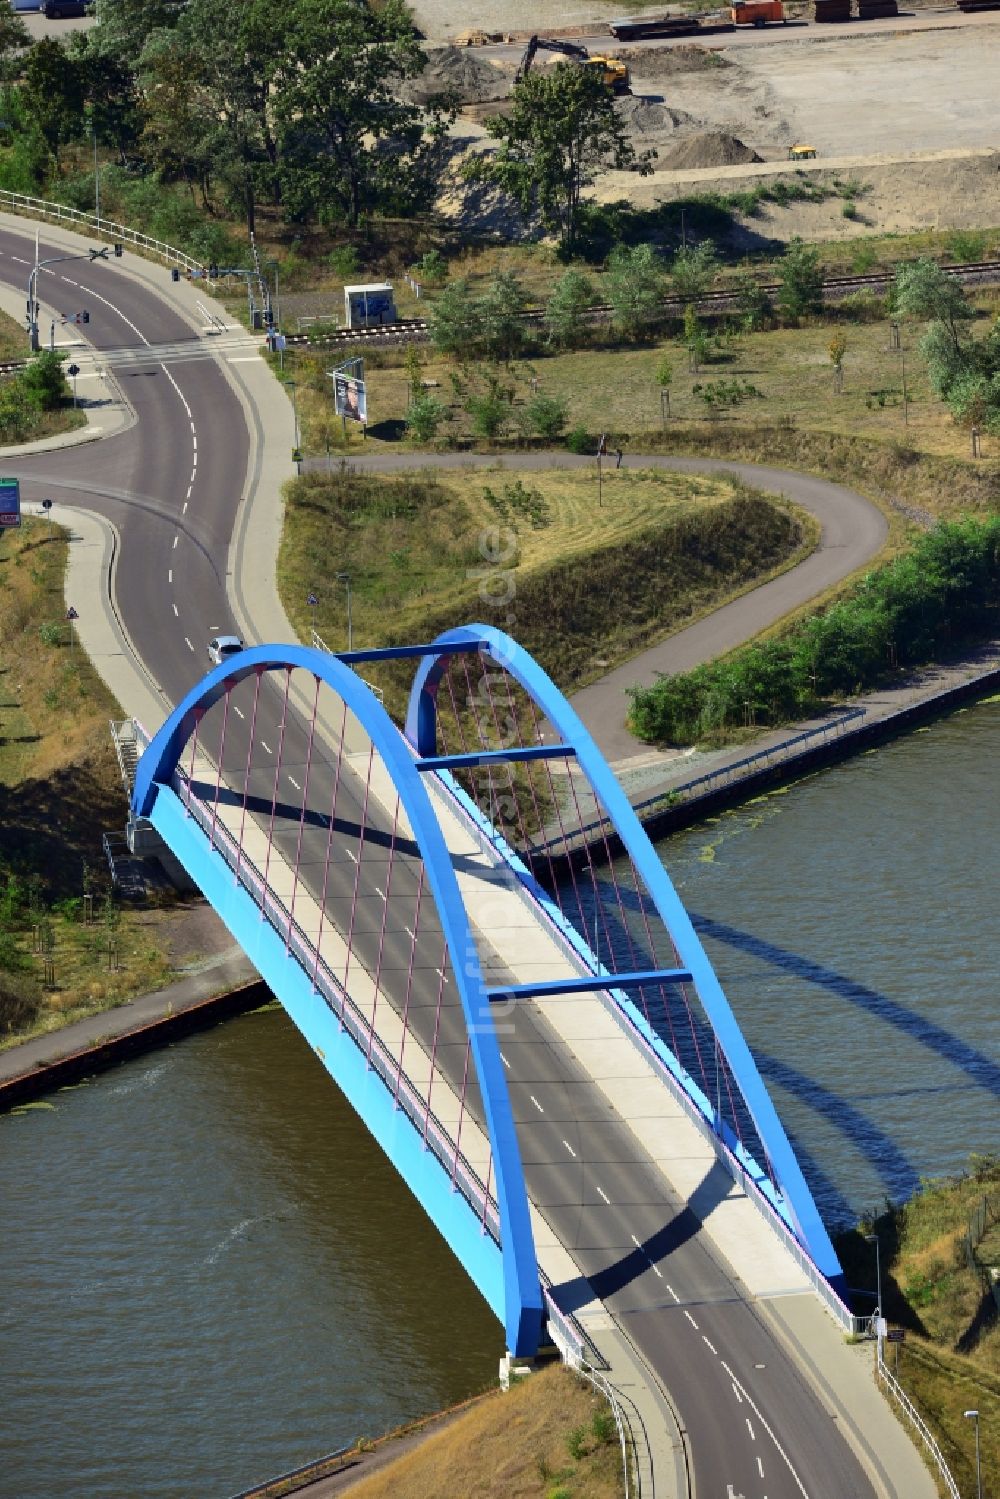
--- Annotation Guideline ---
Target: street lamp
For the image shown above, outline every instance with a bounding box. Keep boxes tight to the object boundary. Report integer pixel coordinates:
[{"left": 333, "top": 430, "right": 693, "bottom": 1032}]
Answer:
[
  {"left": 964, "top": 1410, "right": 982, "bottom": 1499},
  {"left": 336, "top": 572, "right": 353, "bottom": 652},
  {"left": 865, "top": 1232, "right": 883, "bottom": 1341}
]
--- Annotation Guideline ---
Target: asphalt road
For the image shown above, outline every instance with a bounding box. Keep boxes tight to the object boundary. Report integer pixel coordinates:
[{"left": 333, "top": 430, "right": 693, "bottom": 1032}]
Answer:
[{"left": 1, "top": 228, "right": 881, "bottom": 1496}]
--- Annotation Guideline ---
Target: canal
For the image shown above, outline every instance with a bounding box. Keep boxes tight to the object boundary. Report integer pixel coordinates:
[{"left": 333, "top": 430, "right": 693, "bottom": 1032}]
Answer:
[{"left": 1, "top": 698, "right": 996, "bottom": 1497}]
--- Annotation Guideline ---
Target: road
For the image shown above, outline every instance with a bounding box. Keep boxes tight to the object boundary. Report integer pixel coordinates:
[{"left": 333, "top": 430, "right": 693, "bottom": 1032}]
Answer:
[{"left": 1, "top": 224, "right": 887, "bottom": 1497}]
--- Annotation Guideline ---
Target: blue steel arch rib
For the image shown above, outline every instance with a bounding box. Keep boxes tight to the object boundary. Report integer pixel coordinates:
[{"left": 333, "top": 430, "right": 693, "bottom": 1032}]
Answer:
[
  {"left": 405, "top": 624, "right": 845, "bottom": 1292},
  {"left": 132, "top": 644, "right": 543, "bottom": 1356}
]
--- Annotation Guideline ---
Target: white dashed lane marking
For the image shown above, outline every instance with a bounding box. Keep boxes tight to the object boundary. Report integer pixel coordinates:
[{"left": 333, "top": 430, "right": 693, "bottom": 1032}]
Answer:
[
  {"left": 562, "top": 1139, "right": 576, "bottom": 1158},
  {"left": 596, "top": 1186, "right": 610, "bottom": 1205},
  {"left": 684, "top": 1311, "right": 699, "bottom": 1330},
  {"left": 530, "top": 1095, "right": 544, "bottom": 1113}
]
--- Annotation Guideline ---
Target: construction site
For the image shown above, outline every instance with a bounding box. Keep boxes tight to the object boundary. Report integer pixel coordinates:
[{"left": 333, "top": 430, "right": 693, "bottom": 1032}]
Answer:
[{"left": 409, "top": 7, "right": 1000, "bottom": 243}]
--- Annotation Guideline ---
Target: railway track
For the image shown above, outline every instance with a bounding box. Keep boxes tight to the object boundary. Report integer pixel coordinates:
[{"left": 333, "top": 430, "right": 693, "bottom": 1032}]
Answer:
[{"left": 2, "top": 259, "right": 998, "bottom": 375}]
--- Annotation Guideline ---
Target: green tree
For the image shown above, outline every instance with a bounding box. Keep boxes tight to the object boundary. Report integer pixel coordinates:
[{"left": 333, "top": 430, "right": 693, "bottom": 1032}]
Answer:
[
  {"left": 0, "top": 7, "right": 30, "bottom": 83},
  {"left": 138, "top": 29, "right": 218, "bottom": 200},
  {"left": 526, "top": 392, "right": 568, "bottom": 438},
  {"left": 22, "top": 38, "right": 85, "bottom": 162},
  {"left": 606, "top": 243, "right": 663, "bottom": 339},
  {"left": 894, "top": 258, "right": 975, "bottom": 357},
  {"left": 405, "top": 394, "right": 445, "bottom": 441},
  {"left": 479, "top": 270, "right": 525, "bottom": 361},
  {"left": 671, "top": 241, "right": 718, "bottom": 304},
  {"left": 543, "top": 268, "right": 594, "bottom": 348},
  {"left": 274, "top": 0, "right": 445, "bottom": 230},
  {"left": 777, "top": 238, "right": 823, "bottom": 322},
  {"left": 466, "top": 64, "right": 651, "bottom": 253},
  {"left": 733, "top": 268, "right": 772, "bottom": 332},
  {"left": 430, "top": 279, "right": 484, "bottom": 359},
  {"left": 21, "top": 351, "right": 69, "bottom": 412}
]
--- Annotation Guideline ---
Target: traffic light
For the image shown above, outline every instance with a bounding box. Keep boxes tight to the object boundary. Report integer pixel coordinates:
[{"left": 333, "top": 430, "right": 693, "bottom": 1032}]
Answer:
[
  {"left": 113, "top": 243, "right": 123, "bottom": 257},
  {"left": 209, "top": 263, "right": 219, "bottom": 279},
  {"left": 82, "top": 311, "right": 90, "bottom": 324},
  {"left": 171, "top": 268, "right": 180, "bottom": 282}
]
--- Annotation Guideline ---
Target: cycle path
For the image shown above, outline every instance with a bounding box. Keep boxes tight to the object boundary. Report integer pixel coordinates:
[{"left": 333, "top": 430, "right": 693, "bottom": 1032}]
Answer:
[{"left": 335, "top": 449, "right": 888, "bottom": 763}]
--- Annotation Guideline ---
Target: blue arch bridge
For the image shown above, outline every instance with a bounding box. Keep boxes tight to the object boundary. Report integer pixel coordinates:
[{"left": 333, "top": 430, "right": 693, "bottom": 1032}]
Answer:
[{"left": 129, "top": 625, "right": 854, "bottom": 1359}]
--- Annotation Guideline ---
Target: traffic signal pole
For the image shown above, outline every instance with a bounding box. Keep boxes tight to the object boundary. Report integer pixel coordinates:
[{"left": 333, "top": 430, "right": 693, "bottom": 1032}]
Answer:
[{"left": 26, "top": 244, "right": 122, "bottom": 353}]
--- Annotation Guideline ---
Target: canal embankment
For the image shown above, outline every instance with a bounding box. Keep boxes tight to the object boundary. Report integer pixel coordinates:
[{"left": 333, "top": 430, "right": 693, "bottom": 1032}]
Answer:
[
  {"left": 0, "top": 950, "right": 266, "bottom": 1111},
  {"left": 553, "top": 639, "right": 1000, "bottom": 865}
]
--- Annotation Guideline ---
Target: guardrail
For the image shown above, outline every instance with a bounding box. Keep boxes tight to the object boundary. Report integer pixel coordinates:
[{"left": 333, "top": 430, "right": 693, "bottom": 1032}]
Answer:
[
  {"left": 875, "top": 1341, "right": 961, "bottom": 1499},
  {"left": 169, "top": 763, "right": 501, "bottom": 1245},
  {"left": 0, "top": 189, "right": 204, "bottom": 272},
  {"left": 224, "top": 1443, "right": 352, "bottom": 1499}
]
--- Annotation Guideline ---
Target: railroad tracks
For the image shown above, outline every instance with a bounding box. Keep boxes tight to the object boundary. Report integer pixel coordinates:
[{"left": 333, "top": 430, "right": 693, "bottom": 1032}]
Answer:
[{"left": 3, "top": 259, "right": 999, "bottom": 374}]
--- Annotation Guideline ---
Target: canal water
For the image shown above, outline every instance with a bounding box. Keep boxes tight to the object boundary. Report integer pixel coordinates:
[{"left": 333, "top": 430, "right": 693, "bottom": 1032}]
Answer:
[{"left": 1, "top": 698, "right": 997, "bottom": 1497}]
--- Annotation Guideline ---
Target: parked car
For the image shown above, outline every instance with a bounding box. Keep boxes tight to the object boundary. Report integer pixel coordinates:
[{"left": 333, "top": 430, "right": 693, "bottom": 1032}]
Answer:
[{"left": 207, "top": 635, "right": 244, "bottom": 666}]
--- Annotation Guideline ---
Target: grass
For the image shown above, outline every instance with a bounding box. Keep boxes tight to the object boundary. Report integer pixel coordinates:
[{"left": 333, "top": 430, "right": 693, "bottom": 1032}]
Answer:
[
  {"left": 0, "top": 517, "right": 174, "bottom": 1046},
  {"left": 336, "top": 1363, "right": 625, "bottom": 1499},
  {"left": 277, "top": 465, "right": 815, "bottom": 713},
  {"left": 836, "top": 1157, "right": 1000, "bottom": 1499}
]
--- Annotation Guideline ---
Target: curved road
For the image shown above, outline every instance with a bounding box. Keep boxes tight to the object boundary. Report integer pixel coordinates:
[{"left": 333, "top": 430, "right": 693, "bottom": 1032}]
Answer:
[
  {"left": 1, "top": 223, "right": 897, "bottom": 1499},
  {"left": 336, "top": 449, "right": 888, "bottom": 761}
]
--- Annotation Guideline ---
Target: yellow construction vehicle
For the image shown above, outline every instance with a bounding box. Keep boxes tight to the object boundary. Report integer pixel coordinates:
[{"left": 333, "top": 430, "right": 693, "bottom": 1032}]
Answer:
[
  {"left": 787, "top": 143, "right": 817, "bottom": 160},
  {"left": 515, "top": 35, "right": 632, "bottom": 95}
]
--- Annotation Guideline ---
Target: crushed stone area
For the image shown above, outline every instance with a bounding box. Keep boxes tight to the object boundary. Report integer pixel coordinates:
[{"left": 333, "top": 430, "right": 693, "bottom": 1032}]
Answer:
[{"left": 657, "top": 130, "right": 762, "bottom": 169}]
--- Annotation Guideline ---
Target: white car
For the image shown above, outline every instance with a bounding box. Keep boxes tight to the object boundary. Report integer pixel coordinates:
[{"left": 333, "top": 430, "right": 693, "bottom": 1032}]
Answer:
[{"left": 207, "top": 634, "right": 244, "bottom": 666}]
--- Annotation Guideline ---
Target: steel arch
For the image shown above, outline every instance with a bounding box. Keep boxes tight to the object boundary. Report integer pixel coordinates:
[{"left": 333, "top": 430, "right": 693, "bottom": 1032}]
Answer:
[
  {"left": 405, "top": 624, "right": 844, "bottom": 1290},
  {"left": 132, "top": 643, "right": 543, "bottom": 1355}
]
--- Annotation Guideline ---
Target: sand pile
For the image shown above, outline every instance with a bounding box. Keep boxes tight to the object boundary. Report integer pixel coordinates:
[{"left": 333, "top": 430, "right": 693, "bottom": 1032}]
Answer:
[
  {"left": 615, "top": 43, "right": 732, "bottom": 75},
  {"left": 658, "top": 131, "right": 763, "bottom": 169},
  {"left": 405, "top": 46, "right": 510, "bottom": 105},
  {"left": 615, "top": 98, "right": 695, "bottom": 138}
]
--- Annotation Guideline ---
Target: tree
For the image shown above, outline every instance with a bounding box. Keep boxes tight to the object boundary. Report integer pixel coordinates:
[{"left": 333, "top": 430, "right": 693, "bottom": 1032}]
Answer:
[
  {"left": 274, "top": 0, "right": 446, "bottom": 231},
  {"left": 22, "top": 38, "right": 85, "bottom": 162},
  {"left": 606, "top": 243, "right": 663, "bottom": 339},
  {"left": 466, "top": 64, "right": 651, "bottom": 253},
  {"left": 430, "top": 280, "right": 484, "bottom": 359},
  {"left": 405, "top": 394, "right": 446, "bottom": 441},
  {"left": 777, "top": 238, "right": 823, "bottom": 322},
  {"left": 828, "top": 331, "right": 847, "bottom": 392},
  {"left": 544, "top": 268, "right": 594, "bottom": 348},
  {"left": 733, "top": 268, "right": 772, "bottom": 332},
  {"left": 21, "top": 351, "right": 69, "bottom": 411},
  {"left": 894, "top": 258, "right": 975, "bottom": 358},
  {"left": 526, "top": 392, "right": 568, "bottom": 438},
  {"left": 0, "top": 6, "right": 30, "bottom": 83},
  {"left": 138, "top": 29, "right": 217, "bottom": 199},
  {"left": 479, "top": 270, "right": 525, "bottom": 361},
  {"left": 671, "top": 241, "right": 718, "bottom": 305}
]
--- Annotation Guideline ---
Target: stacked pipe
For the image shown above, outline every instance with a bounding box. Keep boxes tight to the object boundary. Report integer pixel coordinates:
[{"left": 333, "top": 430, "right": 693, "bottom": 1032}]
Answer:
[
  {"left": 814, "top": 0, "right": 852, "bottom": 20},
  {"left": 857, "top": 0, "right": 898, "bottom": 14},
  {"left": 956, "top": 0, "right": 1000, "bottom": 10}
]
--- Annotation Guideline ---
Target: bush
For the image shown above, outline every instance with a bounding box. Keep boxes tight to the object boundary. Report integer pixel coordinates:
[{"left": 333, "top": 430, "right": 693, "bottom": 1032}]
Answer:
[
  {"left": 465, "top": 391, "right": 508, "bottom": 439},
  {"left": 21, "top": 350, "right": 68, "bottom": 411},
  {"left": 777, "top": 237, "right": 823, "bottom": 322},
  {"left": 0, "top": 969, "right": 42, "bottom": 1036},
  {"left": 628, "top": 514, "right": 1000, "bottom": 743},
  {"left": 565, "top": 424, "right": 591, "bottom": 454},
  {"left": 566, "top": 1424, "right": 588, "bottom": 1460},
  {"left": 328, "top": 245, "right": 361, "bottom": 280},
  {"left": 591, "top": 1408, "right": 617, "bottom": 1444},
  {"left": 415, "top": 248, "right": 448, "bottom": 284},
  {"left": 526, "top": 392, "right": 569, "bottom": 439},
  {"left": 405, "top": 394, "right": 446, "bottom": 442}
]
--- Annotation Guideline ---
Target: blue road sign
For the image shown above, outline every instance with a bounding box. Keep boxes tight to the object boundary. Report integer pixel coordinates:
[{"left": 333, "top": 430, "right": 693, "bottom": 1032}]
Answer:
[{"left": 0, "top": 476, "right": 20, "bottom": 529}]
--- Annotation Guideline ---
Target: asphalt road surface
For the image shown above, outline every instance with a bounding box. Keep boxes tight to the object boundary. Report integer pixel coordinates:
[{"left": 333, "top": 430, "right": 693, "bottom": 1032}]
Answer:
[{"left": 2, "top": 227, "right": 879, "bottom": 1497}]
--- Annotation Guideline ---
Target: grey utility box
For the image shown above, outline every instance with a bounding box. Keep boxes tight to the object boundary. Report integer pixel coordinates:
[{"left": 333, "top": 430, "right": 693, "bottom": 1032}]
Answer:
[{"left": 344, "top": 282, "right": 396, "bottom": 328}]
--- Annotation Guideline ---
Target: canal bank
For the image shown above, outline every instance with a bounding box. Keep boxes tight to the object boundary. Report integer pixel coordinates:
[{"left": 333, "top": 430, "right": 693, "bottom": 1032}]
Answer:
[{"left": 552, "top": 639, "right": 1000, "bottom": 866}]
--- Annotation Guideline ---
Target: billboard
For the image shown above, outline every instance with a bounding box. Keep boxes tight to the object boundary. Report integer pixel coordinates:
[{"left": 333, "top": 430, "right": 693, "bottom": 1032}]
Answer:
[
  {"left": 0, "top": 477, "right": 20, "bottom": 529},
  {"left": 335, "top": 373, "right": 367, "bottom": 424}
]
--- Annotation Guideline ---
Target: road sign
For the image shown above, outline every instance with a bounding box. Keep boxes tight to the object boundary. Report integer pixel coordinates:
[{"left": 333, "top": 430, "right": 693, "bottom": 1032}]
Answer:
[
  {"left": 41, "top": 498, "right": 52, "bottom": 511},
  {"left": 67, "top": 363, "right": 80, "bottom": 378},
  {"left": 886, "top": 1328, "right": 905, "bottom": 1343},
  {"left": 292, "top": 447, "right": 302, "bottom": 464},
  {"left": 307, "top": 592, "right": 318, "bottom": 607},
  {"left": 66, "top": 606, "right": 79, "bottom": 621},
  {"left": 0, "top": 476, "right": 20, "bottom": 528}
]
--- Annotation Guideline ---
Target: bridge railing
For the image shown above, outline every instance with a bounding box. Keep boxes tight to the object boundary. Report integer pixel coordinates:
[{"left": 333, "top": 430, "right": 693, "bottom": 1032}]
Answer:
[
  {"left": 0, "top": 189, "right": 204, "bottom": 272},
  {"left": 167, "top": 761, "right": 502, "bottom": 1246},
  {"left": 875, "top": 1341, "right": 961, "bottom": 1499}
]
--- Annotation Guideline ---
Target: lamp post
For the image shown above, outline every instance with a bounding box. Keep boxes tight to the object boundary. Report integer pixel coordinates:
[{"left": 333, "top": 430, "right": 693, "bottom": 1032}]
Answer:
[
  {"left": 865, "top": 1232, "right": 883, "bottom": 1343},
  {"left": 963, "top": 1410, "right": 982, "bottom": 1499},
  {"left": 337, "top": 571, "right": 353, "bottom": 651}
]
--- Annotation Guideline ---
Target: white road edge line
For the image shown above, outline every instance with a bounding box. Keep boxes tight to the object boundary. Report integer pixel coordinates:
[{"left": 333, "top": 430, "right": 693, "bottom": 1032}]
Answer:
[{"left": 499, "top": 1051, "right": 510, "bottom": 1069}]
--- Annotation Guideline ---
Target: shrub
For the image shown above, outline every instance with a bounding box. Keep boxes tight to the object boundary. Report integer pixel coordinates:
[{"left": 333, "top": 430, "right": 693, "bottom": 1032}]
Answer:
[
  {"left": 591, "top": 1408, "right": 617, "bottom": 1444},
  {"left": 526, "top": 392, "right": 569, "bottom": 439},
  {"left": 21, "top": 350, "right": 68, "bottom": 411},
  {"left": 565, "top": 424, "right": 591, "bottom": 454},
  {"left": 465, "top": 392, "right": 508, "bottom": 439},
  {"left": 328, "top": 245, "right": 362, "bottom": 279},
  {"left": 567, "top": 1424, "right": 588, "bottom": 1460},
  {"left": 415, "top": 248, "right": 448, "bottom": 283},
  {"left": 405, "top": 394, "right": 446, "bottom": 442}
]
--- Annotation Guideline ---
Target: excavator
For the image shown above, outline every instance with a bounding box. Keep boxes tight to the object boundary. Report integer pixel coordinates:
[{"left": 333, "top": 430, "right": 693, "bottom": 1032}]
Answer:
[{"left": 515, "top": 35, "right": 632, "bottom": 95}]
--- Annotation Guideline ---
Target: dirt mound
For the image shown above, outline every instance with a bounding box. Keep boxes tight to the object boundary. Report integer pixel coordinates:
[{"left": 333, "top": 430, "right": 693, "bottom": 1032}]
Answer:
[
  {"left": 405, "top": 46, "right": 510, "bottom": 105},
  {"left": 658, "top": 131, "right": 763, "bottom": 169},
  {"left": 614, "top": 97, "right": 695, "bottom": 139},
  {"left": 616, "top": 43, "right": 732, "bottom": 75}
]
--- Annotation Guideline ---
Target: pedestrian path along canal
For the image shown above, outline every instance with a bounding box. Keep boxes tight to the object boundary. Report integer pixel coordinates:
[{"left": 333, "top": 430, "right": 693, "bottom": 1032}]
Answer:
[{"left": 1, "top": 698, "right": 996, "bottom": 1497}]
